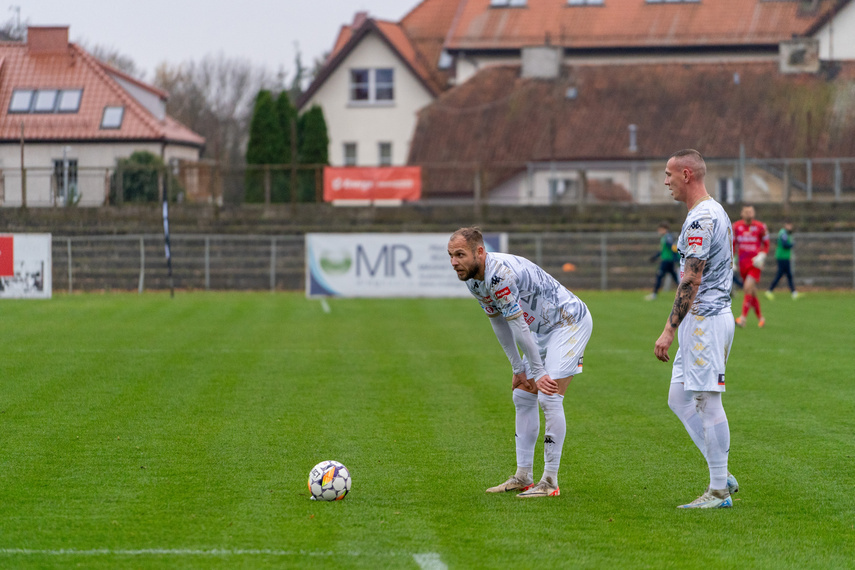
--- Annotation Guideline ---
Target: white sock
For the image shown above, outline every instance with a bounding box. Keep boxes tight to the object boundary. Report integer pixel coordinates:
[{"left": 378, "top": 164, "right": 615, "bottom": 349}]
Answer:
[
  {"left": 668, "top": 383, "right": 707, "bottom": 459},
  {"left": 693, "top": 391, "right": 730, "bottom": 491},
  {"left": 538, "top": 392, "right": 566, "bottom": 486},
  {"left": 512, "top": 389, "right": 538, "bottom": 479}
]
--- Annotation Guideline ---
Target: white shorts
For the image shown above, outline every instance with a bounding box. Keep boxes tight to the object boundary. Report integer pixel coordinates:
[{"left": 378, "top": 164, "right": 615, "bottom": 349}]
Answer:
[
  {"left": 671, "top": 310, "right": 735, "bottom": 392},
  {"left": 523, "top": 308, "right": 593, "bottom": 380}
]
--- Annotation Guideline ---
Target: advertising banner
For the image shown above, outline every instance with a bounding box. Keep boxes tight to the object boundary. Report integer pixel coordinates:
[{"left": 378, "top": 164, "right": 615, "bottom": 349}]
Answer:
[
  {"left": 0, "top": 233, "right": 52, "bottom": 299},
  {"left": 323, "top": 166, "right": 421, "bottom": 202},
  {"left": 306, "top": 233, "right": 507, "bottom": 298}
]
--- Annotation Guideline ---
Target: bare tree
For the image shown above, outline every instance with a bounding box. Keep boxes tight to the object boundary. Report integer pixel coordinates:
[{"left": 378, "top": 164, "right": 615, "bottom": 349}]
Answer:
[
  {"left": 75, "top": 39, "right": 145, "bottom": 80},
  {"left": 154, "top": 54, "right": 275, "bottom": 166}
]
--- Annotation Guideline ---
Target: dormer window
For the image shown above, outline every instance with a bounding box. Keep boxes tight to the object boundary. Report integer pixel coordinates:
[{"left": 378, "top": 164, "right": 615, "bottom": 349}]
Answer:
[{"left": 101, "top": 106, "right": 124, "bottom": 129}]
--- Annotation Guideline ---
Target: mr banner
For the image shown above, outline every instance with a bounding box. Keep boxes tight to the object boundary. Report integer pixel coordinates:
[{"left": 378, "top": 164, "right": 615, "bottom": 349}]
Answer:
[
  {"left": 306, "top": 233, "right": 506, "bottom": 298},
  {"left": 0, "top": 233, "right": 52, "bottom": 299}
]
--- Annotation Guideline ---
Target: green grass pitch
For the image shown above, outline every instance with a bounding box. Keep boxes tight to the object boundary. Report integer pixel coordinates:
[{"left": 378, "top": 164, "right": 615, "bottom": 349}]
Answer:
[{"left": 0, "top": 290, "right": 853, "bottom": 569}]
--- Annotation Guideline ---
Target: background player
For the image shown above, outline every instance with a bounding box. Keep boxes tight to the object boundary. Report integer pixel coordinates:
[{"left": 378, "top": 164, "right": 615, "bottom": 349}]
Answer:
[
  {"left": 732, "top": 205, "right": 769, "bottom": 327},
  {"left": 646, "top": 222, "right": 680, "bottom": 301},
  {"left": 654, "top": 149, "right": 738, "bottom": 509},
  {"left": 448, "top": 227, "right": 593, "bottom": 499},
  {"left": 766, "top": 221, "right": 799, "bottom": 300}
]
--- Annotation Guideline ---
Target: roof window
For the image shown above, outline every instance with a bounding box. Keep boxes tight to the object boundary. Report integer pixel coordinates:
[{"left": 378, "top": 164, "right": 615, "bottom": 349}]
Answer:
[
  {"left": 8, "top": 88, "right": 84, "bottom": 113},
  {"left": 490, "top": 0, "right": 527, "bottom": 7},
  {"left": 646, "top": 0, "right": 700, "bottom": 3},
  {"left": 568, "top": 0, "right": 604, "bottom": 5},
  {"left": 101, "top": 106, "right": 124, "bottom": 129}
]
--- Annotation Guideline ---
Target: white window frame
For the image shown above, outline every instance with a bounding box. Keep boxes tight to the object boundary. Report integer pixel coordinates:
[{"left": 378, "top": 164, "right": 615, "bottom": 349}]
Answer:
[
  {"left": 378, "top": 142, "right": 392, "bottom": 166},
  {"left": 343, "top": 142, "right": 358, "bottom": 166},
  {"left": 349, "top": 68, "right": 395, "bottom": 105}
]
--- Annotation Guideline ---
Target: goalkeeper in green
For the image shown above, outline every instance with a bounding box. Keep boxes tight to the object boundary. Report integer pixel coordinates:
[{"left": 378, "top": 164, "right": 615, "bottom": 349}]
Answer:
[
  {"left": 766, "top": 222, "right": 798, "bottom": 300},
  {"left": 646, "top": 222, "right": 680, "bottom": 300}
]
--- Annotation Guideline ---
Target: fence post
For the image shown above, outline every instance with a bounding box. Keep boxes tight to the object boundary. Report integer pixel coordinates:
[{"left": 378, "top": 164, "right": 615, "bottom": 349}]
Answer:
[
  {"left": 264, "top": 165, "right": 271, "bottom": 205},
  {"left": 205, "top": 236, "right": 211, "bottom": 291},
  {"left": 806, "top": 159, "right": 812, "bottom": 201},
  {"left": 600, "top": 233, "right": 608, "bottom": 290},
  {"left": 67, "top": 238, "right": 72, "bottom": 294},
  {"left": 270, "top": 236, "right": 277, "bottom": 292},
  {"left": 834, "top": 160, "right": 842, "bottom": 201},
  {"left": 138, "top": 236, "right": 145, "bottom": 294}
]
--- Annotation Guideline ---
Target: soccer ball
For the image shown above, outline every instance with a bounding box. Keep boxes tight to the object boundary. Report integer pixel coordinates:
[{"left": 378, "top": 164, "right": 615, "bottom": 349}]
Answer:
[{"left": 308, "top": 460, "right": 351, "bottom": 501}]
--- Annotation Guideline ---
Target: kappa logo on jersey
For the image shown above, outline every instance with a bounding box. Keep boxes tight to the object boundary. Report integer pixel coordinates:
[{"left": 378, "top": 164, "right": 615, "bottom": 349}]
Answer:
[
  {"left": 688, "top": 236, "right": 703, "bottom": 247},
  {"left": 491, "top": 275, "right": 502, "bottom": 287},
  {"left": 495, "top": 287, "right": 511, "bottom": 299},
  {"left": 689, "top": 220, "right": 702, "bottom": 230},
  {"left": 544, "top": 436, "right": 555, "bottom": 444}
]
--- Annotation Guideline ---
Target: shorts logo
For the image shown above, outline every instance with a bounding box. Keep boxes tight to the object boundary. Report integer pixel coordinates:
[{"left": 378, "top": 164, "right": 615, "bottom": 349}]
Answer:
[
  {"left": 718, "top": 374, "right": 726, "bottom": 385},
  {"left": 495, "top": 287, "right": 511, "bottom": 299},
  {"left": 694, "top": 357, "right": 707, "bottom": 366},
  {"left": 688, "top": 236, "right": 703, "bottom": 247}
]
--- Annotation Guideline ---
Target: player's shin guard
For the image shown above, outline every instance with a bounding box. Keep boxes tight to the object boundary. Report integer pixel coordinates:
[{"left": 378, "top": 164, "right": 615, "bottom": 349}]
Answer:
[
  {"left": 693, "top": 391, "right": 730, "bottom": 491},
  {"left": 668, "top": 383, "right": 707, "bottom": 460},
  {"left": 512, "top": 389, "right": 538, "bottom": 474},
  {"left": 538, "top": 393, "right": 566, "bottom": 483}
]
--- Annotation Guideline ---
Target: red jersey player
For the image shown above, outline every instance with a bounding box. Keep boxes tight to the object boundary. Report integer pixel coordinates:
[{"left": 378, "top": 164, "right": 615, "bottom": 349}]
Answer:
[{"left": 732, "top": 205, "right": 769, "bottom": 327}]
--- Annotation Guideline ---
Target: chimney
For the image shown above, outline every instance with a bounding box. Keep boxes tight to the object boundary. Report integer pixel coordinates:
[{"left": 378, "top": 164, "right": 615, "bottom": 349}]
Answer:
[
  {"left": 27, "top": 26, "right": 69, "bottom": 55},
  {"left": 352, "top": 12, "right": 369, "bottom": 29}
]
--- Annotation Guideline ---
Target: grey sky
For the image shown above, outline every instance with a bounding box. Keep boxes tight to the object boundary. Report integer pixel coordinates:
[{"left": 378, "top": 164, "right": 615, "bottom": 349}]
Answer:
[{"left": 18, "top": 0, "right": 413, "bottom": 82}]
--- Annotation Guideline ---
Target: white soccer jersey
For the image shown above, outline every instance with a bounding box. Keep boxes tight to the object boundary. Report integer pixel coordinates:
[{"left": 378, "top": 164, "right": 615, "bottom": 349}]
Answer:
[
  {"left": 465, "top": 252, "right": 588, "bottom": 335},
  {"left": 678, "top": 197, "right": 734, "bottom": 316}
]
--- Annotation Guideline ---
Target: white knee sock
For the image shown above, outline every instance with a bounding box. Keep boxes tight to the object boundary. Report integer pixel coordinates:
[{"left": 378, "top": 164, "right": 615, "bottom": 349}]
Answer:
[
  {"left": 512, "top": 389, "right": 538, "bottom": 480},
  {"left": 693, "top": 391, "right": 730, "bottom": 491},
  {"left": 668, "top": 383, "right": 707, "bottom": 459},
  {"left": 538, "top": 392, "right": 566, "bottom": 485}
]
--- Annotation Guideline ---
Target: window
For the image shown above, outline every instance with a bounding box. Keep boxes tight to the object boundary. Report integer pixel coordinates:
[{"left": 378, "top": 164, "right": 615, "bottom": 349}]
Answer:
[
  {"left": 343, "top": 142, "right": 357, "bottom": 166},
  {"left": 349, "top": 68, "right": 395, "bottom": 104},
  {"left": 490, "top": 0, "right": 527, "bottom": 6},
  {"left": 57, "top": 89, "right": 83, "bottom": 113},
  {"left": 9, "top": 89, "right": 34, "bottom": 113},
  {"left": 646, "top": 0, "right": 700, "bottom": 3},
  {"left": 375, "top": 69, "right": 394, "bottom": 101},
  {"left": 53, "top": 158, "right": 78, "bottom": 204},
  {"left": 101, "top": 106, "right": 124, "bottom": 129},
  {"left": 8, "top": 88, "right": 84, "bottom": 113},
  {"left": 350, "top": 69, "right": 370, "bottom": 101},
  {"left": 569, "top": 0, "right": 604, "bottom": 4},
  {"left": 33, "top": 89, "right": 58, "bottom": 113},
  {"left": 437, "top": 50, "right": 453, "bottom": 70},
  {"left": 378, "top": 142, "right": 392, "bottom": 166}
]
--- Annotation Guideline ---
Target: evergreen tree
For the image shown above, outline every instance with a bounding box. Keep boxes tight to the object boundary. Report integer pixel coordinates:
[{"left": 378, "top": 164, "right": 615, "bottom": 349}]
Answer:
[
  {"left": 297, "top": 105, "right": 330, "bottom": 202},
  {"left": 245, "top": 90, "right": 286, "bottom": 202}
]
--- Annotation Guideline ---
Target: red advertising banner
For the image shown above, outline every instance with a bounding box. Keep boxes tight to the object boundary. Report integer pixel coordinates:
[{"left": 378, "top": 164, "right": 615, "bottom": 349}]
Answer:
[
  {"left": 324, "top": 166, "right": 421, "bottom": 202},
  {"left": 0, "top": 235, "right": 13, "bottom": 277}
]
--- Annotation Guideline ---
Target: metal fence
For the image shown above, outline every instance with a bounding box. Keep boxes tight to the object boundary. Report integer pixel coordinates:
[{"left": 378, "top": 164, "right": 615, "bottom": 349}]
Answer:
[{"left": 53, "top": 232, "right": 855, "bottom": 294}]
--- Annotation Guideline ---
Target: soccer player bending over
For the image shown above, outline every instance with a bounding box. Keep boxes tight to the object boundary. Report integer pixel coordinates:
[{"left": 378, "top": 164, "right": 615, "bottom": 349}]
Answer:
[
  {"left": 448, "top": 227, "right": 593, "bottom": 498},
  {"left": 654, "top": 150, "right": 739, "bottom": 509}
]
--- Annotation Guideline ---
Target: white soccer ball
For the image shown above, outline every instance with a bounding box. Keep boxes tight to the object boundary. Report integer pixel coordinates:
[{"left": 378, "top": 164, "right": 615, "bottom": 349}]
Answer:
[{"left": 307, "top": 460, "right": 351, "bottom": 501}]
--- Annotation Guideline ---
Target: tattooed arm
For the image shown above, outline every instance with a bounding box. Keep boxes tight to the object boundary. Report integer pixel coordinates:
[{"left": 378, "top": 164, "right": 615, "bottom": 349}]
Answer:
[{"left": 654, "top": 257, "right": 706, "bottom": 362}]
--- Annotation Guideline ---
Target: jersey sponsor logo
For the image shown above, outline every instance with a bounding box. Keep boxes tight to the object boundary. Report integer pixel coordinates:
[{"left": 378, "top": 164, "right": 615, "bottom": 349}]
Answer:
[
  {"left": 495, "top": 286, "right": 511, "bottom": 299},
  {"left": 688, "top": 236, "right": 703, "bottom": 247},
  {"left": 523, "top": 312, "right": 535, "bottom": 326},
  {"left": 484, "top": 306, "right": 496, "bottom": 314}
]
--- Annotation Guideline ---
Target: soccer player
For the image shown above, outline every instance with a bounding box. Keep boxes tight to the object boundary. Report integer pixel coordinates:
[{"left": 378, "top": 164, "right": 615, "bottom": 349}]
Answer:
[
  {"left": 733, "top": 205, "right": 770, "bottom": 327},
  {"left": 448, "top": 227, "right": 593, "bottom": 498},
  {"left": 766, "top": 222, "right": 799, "bottom": 300},
  {"left": 654, "top": 149, "right": 738, "bottom": 509},
  {"left": 646, "top": 222, "right": 680, "bottom": 300}
]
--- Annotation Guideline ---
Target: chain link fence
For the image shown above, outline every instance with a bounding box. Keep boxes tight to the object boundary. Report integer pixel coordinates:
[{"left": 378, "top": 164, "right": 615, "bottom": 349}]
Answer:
[{"left": 52, "top": 232, "right": 855, "bottom": 294}]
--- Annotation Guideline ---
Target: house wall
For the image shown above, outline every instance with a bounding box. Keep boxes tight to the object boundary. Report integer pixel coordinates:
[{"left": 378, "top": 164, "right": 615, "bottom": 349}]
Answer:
[
  {"left": 815, "top": 2, "right": 855, "bottom": 61},
  {"left": 486, "top": 163, "right": 786, "bottom": 206},
  {"left": 303, "top": 32, "right": 435, "bottom": 167},
  {"left": 0, "top": 142, "right": 201, "bottom": 207}
]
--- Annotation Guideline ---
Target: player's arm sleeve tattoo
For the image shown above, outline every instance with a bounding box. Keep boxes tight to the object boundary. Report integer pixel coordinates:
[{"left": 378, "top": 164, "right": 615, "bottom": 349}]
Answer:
[
  {"left": 506, "top": 315, "right": 547, "bottom": 380},
  {"left": 489, "top": 314, "right": 526, "bottom": 375},
  {"left": 667, "top": 257, "right": 706, "bottom": 329}
]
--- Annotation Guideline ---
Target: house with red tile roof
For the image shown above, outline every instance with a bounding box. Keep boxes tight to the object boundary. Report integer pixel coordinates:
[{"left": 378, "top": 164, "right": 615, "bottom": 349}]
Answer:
[
  {"left": 304, "top": 0, "right": 855, "bottom": 203},
  {"left": 0, "top": 27, "right": 204, "bottom": 207}
]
